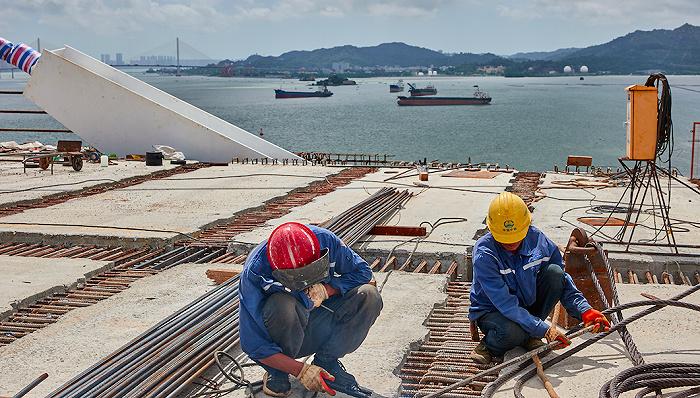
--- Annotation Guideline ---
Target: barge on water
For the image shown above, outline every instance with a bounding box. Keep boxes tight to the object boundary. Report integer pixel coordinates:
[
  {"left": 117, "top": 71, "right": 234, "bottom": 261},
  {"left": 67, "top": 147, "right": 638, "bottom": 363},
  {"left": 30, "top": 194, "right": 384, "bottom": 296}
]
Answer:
[
  {"left": 398, "top": 86, "right": 491, "bottom": 106},
  {"left": 274, "top": 87, "right": 333, "bottom": 99},
  {"left": 407, "top": 83, "right": 437, "bottom": 96},
  {"left": 389, "top": 80, "right": 404, "bottom": 93}
]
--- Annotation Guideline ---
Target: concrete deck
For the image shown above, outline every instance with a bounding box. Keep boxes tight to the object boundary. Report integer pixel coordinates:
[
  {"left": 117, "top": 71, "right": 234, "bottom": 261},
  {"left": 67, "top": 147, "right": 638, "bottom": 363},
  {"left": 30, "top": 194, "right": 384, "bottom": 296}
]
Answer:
[
  {"left": 0, "top": 164, "right": 336, "bottom": 244},
  {"left": 230, "top": 167, "right": 510, "bottom": 255},
  {"left": 0, "top": 255, "right": 109, "bottom": 318},
  {"left": 0, "top": 158, "right": 177, "bottom": 205},
  {"left": 533, "top": 172, "right": 700, "bottom": 248},
  {"left": 0, "top": 263, "right": 217, "bottom": 398},
  {"left": 0, "top": 270, "right": 447, "bottom": 398},
  {"left": 493, "top": 283, "right": 700, "bottom": 397}
]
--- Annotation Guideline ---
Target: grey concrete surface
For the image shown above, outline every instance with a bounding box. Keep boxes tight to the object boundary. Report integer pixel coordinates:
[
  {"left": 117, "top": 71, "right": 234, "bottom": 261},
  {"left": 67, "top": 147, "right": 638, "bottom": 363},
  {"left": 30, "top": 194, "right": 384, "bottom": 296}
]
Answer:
[
  {"left": 0, "top": 255, "right": 109, "bottom": 318},
  {"left": 0, "top": 266, "right": 446, "bottom": 398},
  {"left": 0, "top": 263, "right": 217, "bottom": 398},
  {"left": 230, "top": 167, "right": 510, "bottom": 255},
  {"left": 0, "top": 164, "right": 336, "bottom": 241},
  {"left": 187, "top": 272, "right": 448, "bottom": 398},
  {"left": 492, "top": 283, "right": 700, "bottom": 397},
  {"left": 0, "top": 158, "right": 177, "bottom": 205},
  {"left": 532, "top": 172, "right": 700, "bottom": 254}
]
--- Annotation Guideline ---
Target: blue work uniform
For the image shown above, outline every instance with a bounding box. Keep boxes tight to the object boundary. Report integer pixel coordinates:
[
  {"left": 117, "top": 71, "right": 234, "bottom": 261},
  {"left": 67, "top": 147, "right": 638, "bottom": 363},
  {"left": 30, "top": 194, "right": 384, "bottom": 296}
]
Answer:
[
  {"left": 468, "top": 226, "right": 591, "bottom": 338},
  {"left": 239, "top": 225, "right": 373, "bottom": 361}
]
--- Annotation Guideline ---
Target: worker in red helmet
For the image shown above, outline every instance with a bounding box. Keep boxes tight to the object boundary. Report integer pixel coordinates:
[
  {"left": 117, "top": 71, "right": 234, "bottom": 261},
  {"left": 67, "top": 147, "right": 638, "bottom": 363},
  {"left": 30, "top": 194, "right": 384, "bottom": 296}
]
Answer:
[{"left": 239, "top": 222, "right": 382, "bottom": 397}]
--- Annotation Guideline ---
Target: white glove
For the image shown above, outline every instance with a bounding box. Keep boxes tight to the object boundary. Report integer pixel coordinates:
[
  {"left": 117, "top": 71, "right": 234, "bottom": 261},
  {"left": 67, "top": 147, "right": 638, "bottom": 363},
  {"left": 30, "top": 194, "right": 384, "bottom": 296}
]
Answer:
[{"left": 304, "top": 283, "right": 329, "bottom": 308}]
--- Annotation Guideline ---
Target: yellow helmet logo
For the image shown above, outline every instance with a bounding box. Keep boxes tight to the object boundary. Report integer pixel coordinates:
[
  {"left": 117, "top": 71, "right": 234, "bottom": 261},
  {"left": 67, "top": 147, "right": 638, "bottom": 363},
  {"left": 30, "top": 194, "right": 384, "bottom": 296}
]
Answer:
[{"left": 503, "top": 220, "right": 515, "bottom": 230}]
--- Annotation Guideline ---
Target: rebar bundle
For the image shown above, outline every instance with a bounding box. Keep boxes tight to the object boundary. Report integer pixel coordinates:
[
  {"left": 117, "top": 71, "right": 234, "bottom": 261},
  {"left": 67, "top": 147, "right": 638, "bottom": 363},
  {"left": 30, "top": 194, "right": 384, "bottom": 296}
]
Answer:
[
  {"left": 47, "top": 276, "right": 242, "bottom": 398},
  {"left": 50, "top": 187, "right": 411, "bottom": 398},
  {"left": 321, "top": 187, "right": 412, "bottom": 246}
]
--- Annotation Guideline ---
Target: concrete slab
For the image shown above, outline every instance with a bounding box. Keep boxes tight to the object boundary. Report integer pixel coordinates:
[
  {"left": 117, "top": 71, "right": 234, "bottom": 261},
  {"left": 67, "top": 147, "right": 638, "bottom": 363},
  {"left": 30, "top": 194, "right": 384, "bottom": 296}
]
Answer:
[
  {"left": 532, "top": 172, "right": 700, "bottom": 255},
  {"left": 0, "top": 255, "right": 109, "bottom": 318},
  {"left": 230, "top": 168, "right": 510, "bottom": 255},
  {"left": 0, "top": 268, "right": 446, "bottom": 398},
  {"left": 0, "top": 158, "right": 177, "bottom": 205},
  {"left": 188, "top": 272, "right": 448, "bottom": 398},
  {"left": 492, "top": 283, "right": 700, "bottom": 397},
  {"left": 0, "top": 164, "right": 336, "bottom": 242},
  {"left": 0, "top": 262, "right": 216, "bottom": 398}
]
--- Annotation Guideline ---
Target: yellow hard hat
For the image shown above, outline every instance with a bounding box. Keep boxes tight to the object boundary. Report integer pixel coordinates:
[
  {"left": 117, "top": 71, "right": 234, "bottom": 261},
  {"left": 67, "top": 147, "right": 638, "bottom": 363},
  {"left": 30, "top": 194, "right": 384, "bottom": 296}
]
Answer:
[{"left": 486, "top": 192, "right": 531, "bottom": 244}]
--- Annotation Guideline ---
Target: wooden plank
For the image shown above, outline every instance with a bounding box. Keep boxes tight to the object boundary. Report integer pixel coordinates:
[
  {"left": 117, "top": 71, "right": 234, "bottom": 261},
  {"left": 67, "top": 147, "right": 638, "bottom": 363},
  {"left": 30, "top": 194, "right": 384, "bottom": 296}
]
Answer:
[
  {"left": 369, "top": 225, "right": 426, "bottom": 237},
  {"left": 567, "top": 155, "right": 592, "bottom": 167},
  {"left": 206, "top": 268, "right": 241, "bottom": 285}
]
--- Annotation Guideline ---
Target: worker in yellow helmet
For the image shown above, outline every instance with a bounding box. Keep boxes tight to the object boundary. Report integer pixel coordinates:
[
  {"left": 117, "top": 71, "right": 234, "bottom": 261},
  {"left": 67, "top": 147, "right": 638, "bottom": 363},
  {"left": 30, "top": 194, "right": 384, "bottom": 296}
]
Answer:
[{"left": 468, "top": 192, "right": 610, "bottom": 364}]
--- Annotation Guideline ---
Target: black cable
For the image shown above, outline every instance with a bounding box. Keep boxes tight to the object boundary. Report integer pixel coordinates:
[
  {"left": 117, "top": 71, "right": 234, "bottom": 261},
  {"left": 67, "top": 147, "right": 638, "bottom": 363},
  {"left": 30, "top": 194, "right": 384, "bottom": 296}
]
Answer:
[
  {"left": 0, "top": 178, "right": 119, "bottom": 195},
  {"left": 188, "top": 351, "right": 262, "bottom": 398},
  {"left": 645, "top": 73, "right": 673, "bottom": 163},
  {"left": 599, "top": 363, "right": 700, "bottom": 398},
  {"left": 0, "top": 173, "right": 331, "bottom": 196}
]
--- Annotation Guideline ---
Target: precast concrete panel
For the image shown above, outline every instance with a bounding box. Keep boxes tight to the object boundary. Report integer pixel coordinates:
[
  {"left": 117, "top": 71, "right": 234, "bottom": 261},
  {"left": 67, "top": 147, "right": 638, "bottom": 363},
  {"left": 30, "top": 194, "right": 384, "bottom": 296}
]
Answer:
[{"left": 24, "top": 47, "right": 300, "bottom": 162}]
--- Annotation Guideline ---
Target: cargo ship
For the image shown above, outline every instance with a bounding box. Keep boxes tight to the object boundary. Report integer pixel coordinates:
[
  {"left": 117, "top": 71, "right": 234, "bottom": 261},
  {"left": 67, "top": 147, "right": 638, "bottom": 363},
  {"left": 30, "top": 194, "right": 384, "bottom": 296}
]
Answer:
[
  {"left": 407, "top": 83, "right": 437, "bottom": 96},
  {"left": 389, "top": 80, "right": 404, "bottom": 93},
  {"left": 274, "top": 87, "right": 333, "bottom": 99},
  {"left": 397, "top": 86, "right": 491, "bottom": 106}
]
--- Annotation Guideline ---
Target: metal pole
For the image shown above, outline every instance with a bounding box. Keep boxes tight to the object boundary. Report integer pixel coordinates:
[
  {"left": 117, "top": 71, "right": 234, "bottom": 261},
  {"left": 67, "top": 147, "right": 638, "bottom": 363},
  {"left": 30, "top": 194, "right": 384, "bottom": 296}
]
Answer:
[
  {"left": 176, "top": 37, "right": 180, "bottom": 76},
  {"left": 37, "top": 37, "right": 41, "bottom": 53},
  {"left": 691, "top": 122, "right": 698, "bottom": 180},
  {"left": 12, "top": 373, "right": 48, "bottom": 398}
]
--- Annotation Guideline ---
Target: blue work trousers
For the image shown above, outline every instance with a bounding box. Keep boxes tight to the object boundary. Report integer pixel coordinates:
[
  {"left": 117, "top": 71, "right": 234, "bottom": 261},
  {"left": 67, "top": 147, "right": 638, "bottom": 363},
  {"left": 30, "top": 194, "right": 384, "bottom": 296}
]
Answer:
[
  {"left": 476, "top": 263, "right": 565, "bottom": 356},
  {"left": 259, "top": 284, "right": 382, "bottom": 377}
]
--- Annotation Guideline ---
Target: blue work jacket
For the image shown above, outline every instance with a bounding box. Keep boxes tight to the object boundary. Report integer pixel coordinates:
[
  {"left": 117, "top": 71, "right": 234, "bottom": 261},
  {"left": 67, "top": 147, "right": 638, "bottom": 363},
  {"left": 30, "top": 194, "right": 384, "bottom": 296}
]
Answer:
[
  {"left": 239, "top": 225, "right": 373, "bottom": 360},
  {"left": 468, "top": 226, "right": 591, "bottom": 337}
]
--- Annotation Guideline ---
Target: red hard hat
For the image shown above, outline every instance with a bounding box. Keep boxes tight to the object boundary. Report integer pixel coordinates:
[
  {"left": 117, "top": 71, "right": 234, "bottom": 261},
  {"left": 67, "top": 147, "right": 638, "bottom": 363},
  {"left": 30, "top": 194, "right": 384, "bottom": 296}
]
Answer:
[{"left": 267, "top": 222, "right": 321, "bottom": 270}]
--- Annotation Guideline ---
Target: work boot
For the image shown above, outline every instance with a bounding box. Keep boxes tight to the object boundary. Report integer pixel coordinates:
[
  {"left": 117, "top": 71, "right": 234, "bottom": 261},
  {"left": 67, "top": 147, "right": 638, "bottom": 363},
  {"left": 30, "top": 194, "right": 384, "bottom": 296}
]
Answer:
[
  {"left": 522, "top": 337, "right": 545, "bottom": 352},
  {"left": 262, "top": 371, "right": 291, "bottom": 397},
  {"left": 312, "top": 356, "right": 369, "bottom": 396},
  {"left": 522, "top": 337, "right": 551, "bottom": 358},
  {"left": 469, "top": 341, "right": 494, "bottom": 364}
]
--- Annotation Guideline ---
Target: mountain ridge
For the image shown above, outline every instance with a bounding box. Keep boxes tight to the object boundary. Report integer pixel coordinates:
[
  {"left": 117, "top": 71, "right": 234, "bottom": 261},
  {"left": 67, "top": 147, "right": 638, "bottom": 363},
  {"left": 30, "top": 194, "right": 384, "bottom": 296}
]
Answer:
[{"left": 220, "top": 24, "right": 700, "bottom": 75}]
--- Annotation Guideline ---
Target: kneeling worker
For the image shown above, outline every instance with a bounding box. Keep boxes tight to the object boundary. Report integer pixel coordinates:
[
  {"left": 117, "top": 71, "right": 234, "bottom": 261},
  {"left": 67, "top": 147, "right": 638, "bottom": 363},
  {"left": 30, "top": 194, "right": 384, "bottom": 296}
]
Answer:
[
  {"left": 469, "top": 192, "right": 610, "bottom": 363},
  {"left": 240, "top": 222, "right": 382, "bottom": 397}
]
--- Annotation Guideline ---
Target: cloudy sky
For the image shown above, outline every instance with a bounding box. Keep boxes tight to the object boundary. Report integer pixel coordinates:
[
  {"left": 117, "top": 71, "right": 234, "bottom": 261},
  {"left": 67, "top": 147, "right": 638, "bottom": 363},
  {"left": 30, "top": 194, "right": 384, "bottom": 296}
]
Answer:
[{"left": 1, "top": 0, "right": 699, "bottom": 61}]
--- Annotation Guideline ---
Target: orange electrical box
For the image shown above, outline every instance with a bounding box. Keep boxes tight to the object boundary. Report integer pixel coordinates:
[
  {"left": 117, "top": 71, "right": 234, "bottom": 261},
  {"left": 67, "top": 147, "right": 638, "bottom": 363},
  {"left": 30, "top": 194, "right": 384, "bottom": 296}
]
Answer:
[{"left": 625, "top": 85, "right": 658, "bottom": 160}]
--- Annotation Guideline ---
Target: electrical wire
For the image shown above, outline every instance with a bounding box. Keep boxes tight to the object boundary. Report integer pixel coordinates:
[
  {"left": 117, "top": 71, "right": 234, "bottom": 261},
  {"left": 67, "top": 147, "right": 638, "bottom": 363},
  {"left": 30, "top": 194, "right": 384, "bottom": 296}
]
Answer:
[
  {"left": 645, "top": 73, "right": 674, "bottom": 163},
  {"left": 0, "top": 178, "right": 119, "bottom": 195},
  {"left": 188, "top": 352, "right": 262, "bottom": 398},
  {"left": 0, "top": 173, "right": 331, "bottom": 195},
  {"left": 377, "top": 217, "right": 469, "bottom": 293},
  {"left": 0, "top": 221, "right": 205, "bottom": 243}
]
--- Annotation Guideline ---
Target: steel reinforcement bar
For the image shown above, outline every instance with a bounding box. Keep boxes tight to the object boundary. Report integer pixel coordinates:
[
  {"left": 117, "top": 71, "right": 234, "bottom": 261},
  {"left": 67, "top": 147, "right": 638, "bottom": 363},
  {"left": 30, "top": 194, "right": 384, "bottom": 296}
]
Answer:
[
  {"left": 0, "top": 163, "right": 210, "bottom": 218},
  {"left": 46, "top": 276, "right": 243, "bottom": 398},
  {"left": 399, "top": 281, "right": 497, "bottom": 398},
  {"left": 50, "top": 183, "right": 414, "bottom": 397},
  {"left": 0, "top": 246, "right": 246, "bottom": 347}
]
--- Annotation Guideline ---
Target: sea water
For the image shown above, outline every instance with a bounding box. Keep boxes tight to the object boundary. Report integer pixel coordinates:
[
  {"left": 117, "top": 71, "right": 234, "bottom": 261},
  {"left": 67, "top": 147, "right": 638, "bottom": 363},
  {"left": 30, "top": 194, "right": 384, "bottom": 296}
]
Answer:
[{"left": 1, "top": 73, "right": 698, "bottom": 173}]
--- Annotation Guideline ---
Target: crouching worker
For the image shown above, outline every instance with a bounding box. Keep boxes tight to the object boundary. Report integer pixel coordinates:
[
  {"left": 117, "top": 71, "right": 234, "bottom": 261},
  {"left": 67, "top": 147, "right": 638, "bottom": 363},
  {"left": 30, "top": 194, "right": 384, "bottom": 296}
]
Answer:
[
  {"left": 469, "top": 192, "right": 610, "bottom": 364},
  {"left": 240, "top": 222, "right": 383, "bottom": 397}
]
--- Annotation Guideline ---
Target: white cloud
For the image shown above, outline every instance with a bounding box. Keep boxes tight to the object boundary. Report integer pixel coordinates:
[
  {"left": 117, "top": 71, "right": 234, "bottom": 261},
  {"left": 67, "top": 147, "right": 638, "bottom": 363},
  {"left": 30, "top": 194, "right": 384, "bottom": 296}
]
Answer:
[
  {"left": 498, "top": 0, "right": 700, "bottom": 25},
  {"left": 1, "top": 0, "right": 454, "bottom": 33}
]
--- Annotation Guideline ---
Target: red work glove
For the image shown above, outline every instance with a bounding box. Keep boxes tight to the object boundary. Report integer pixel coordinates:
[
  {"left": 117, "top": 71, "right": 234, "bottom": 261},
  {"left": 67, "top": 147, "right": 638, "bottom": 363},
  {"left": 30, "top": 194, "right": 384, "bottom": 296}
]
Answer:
[
  {"left": 582, "top": 308, "right": 610, "bottom": 333},
  {"left": 545, "top": 325, "right": 571, "bottom": 349}
]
